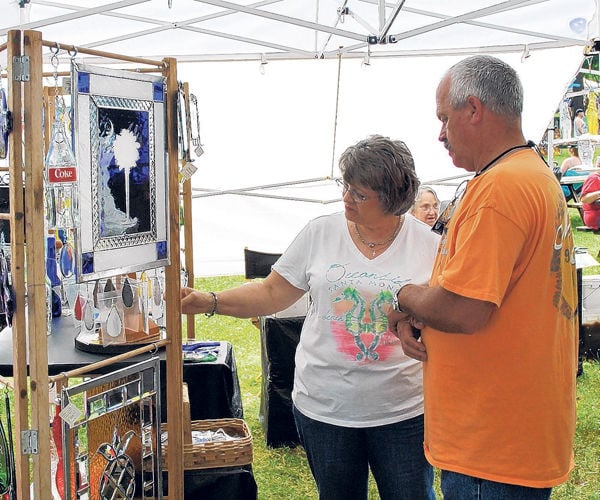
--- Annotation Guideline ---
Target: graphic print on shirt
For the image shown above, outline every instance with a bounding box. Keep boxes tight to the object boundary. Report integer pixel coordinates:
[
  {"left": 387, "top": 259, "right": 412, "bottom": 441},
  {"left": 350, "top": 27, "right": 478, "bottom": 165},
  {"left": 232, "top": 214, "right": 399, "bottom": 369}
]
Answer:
[
  {"left": 551, "top": 193, "right": 577, "bottom": 321},
  {"left": 331, "top": 288, "right": 395, "bottom": 361},
  {"left": 325, "top": 263, "right": 405, "bottom": 362}
]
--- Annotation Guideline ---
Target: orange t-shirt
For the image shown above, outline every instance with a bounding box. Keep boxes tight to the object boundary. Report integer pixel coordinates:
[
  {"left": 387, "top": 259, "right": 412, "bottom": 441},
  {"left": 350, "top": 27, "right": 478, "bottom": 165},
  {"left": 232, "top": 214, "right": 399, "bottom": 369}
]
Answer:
[{"left": 423, "top": 148, "right": 578, "bottom": 487}]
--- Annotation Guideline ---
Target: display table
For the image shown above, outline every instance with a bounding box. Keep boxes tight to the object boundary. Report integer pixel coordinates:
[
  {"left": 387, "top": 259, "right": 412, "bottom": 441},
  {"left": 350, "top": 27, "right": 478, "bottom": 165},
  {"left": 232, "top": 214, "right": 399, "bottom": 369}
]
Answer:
[
  {"left": 0, "top": 317, "right": 256, "bottom": 499},
  {"left": 0, "top": 318, "right": 242, "bottom": 420}
]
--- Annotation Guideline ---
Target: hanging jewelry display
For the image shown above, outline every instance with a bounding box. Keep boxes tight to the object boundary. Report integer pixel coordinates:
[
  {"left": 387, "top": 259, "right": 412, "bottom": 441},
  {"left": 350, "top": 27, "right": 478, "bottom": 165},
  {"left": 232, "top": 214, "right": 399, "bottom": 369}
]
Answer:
[
  {"left": 45, "top": 45, "right": 78, "bottom": 231},
  {"left": 189, "top": 93, "right": 204, "bottom": 158},
  {"left": 60, "top": 358, "right": 162, "bottom": 499},
  {"left": 177, "top": 82, "right": 191, "bottom": 163}
]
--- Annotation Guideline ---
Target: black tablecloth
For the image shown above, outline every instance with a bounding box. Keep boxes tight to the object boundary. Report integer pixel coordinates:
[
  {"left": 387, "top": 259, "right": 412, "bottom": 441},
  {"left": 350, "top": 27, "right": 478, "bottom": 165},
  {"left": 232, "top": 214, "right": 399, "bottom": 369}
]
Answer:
[{"left": 259, "top": 316, "right": 303, "bottom": 448}]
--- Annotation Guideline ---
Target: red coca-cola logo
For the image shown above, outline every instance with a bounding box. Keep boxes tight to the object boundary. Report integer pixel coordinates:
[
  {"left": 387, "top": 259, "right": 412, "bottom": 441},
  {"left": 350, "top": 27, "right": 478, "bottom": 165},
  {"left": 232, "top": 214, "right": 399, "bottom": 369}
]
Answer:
[{"left": 48, "top": 167, "right": 77, "bottom": 183}]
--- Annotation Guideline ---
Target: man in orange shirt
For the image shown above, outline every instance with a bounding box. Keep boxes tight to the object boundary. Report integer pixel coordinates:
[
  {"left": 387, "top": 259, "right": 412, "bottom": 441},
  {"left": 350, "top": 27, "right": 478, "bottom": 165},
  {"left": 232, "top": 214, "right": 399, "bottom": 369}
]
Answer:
[{"left": 388, "top": 55, "right": 578, "bottom": 499}]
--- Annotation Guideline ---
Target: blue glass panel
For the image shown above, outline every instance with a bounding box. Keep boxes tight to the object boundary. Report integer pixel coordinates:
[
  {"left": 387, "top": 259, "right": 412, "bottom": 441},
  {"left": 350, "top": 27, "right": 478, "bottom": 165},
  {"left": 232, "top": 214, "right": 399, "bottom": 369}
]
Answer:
[
  {"left": 153, "top": 82, "right": 164, "bottom": 102},
  {"left": 156, "top": 241, "right": 167, "bottom": 259},
  {"left": 78, "top": 72, "right": 90, "bottom": 94},
  {"left": 82, "top": 252, "right": 94, "bottom": 274}
]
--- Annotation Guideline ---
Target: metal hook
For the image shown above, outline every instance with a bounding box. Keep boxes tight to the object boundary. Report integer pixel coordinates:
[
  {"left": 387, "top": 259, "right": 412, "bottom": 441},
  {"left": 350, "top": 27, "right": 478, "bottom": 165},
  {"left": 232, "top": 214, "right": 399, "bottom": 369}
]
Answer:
[{"left": 68, "top": 47, "right": 78, "bottom": 59}]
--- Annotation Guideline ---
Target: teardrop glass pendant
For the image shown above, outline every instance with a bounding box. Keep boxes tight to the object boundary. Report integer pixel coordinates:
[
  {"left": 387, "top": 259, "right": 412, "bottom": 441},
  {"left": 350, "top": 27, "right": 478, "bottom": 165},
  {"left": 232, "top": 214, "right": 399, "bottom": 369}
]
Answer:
[
  {"left": 106, "top": 303, "right": 123, "bottom": 337},
  {"left": 73, "top": 293, "right": 83, "bottom": 321},
  {"left": 122, "top": 277, "right": 134, "bottom": 308},
  {"left": 59, "top": 241, "right": 74, "bottom": 278},
  {"left": 152, "top": 276, "right": 162, "bottom": 307},
  {"left": 83, "top": 299, "right": 95, "bottom": 331},
  {"left": 104, "top": 278, "right": 115, "bottom": 293}
]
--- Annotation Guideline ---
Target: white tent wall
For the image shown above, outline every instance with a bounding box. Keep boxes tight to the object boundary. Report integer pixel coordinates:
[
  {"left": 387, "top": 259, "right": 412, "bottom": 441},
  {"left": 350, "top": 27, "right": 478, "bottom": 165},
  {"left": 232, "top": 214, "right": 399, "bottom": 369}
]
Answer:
[{"left": 178, "top": 46, "right": 585, "bottom": 275}]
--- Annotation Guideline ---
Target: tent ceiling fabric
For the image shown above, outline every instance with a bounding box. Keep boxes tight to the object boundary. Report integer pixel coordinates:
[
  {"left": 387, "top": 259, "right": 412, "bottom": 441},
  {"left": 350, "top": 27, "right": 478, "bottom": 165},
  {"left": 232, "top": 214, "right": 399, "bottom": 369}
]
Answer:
[
  {"left": 0, "top": 0, "right": 597, "bottom": 64},
  {"left": 1, "top": 0, "right": 599, "bottom": 276}
]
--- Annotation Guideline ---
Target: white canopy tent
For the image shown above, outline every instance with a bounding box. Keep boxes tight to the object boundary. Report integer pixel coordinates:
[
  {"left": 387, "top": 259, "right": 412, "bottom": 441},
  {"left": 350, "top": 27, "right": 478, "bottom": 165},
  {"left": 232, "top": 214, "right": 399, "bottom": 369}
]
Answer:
[{"left": 1, "top": 0, "right": 599, "bottom": 275}]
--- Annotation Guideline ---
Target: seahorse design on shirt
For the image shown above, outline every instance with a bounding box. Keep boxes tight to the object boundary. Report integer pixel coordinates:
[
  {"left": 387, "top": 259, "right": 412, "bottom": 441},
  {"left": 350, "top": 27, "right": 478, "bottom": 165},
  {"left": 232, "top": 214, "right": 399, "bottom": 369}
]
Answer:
[
  {"left": 333, "top": 287, "right": 369, "bottom": 360},
  {"left": 365, "top": 290, "right": 393, "bottom": 360}
]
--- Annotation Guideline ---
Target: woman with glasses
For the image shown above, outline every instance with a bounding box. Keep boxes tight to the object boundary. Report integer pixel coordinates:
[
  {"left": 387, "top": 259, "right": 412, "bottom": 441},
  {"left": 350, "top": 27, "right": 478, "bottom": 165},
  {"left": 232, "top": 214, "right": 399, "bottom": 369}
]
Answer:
[
  {"left": 410, "top": 186, "right": 440, "bottom": 227},
  {"left": 181, "top": 134, "right": 439, "bottom": 500}
]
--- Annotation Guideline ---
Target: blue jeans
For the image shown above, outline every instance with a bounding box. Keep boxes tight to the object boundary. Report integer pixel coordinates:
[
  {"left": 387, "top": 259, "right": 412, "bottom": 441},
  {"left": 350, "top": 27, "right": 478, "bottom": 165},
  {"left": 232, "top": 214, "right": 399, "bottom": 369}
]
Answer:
[
  {"left": 293, "top": 405, "right": 434, "bottom": 500},
  {"left": 441, "top": 471, "right": 552, "bottom": 500}
]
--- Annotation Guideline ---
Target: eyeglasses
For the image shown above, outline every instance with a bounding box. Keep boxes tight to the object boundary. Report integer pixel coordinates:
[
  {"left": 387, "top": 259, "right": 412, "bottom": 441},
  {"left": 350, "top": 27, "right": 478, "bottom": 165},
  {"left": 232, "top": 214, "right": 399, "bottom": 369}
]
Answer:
[
  {"left": 431, "top": 180, "right": 468, "bottom": 236},
  {"left": 335, "top": 179, "right": 377, "bottom": 204},
  {"left": 416, "top": 203, "right": 439, "bottom": 213}
]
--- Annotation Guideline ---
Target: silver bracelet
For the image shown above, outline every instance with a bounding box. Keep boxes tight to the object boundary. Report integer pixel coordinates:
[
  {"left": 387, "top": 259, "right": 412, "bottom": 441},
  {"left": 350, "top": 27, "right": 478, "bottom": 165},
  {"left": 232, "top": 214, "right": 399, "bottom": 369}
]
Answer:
[{"left": 205, "top": 291, "right": 218, "bottom": 317}]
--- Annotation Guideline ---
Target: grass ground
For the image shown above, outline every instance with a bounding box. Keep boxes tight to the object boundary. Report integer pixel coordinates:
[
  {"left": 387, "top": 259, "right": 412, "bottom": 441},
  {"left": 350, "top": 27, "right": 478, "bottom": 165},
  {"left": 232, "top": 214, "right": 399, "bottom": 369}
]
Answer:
[{"left": 190, "top": 208, "right": 600, "bottom": 499}]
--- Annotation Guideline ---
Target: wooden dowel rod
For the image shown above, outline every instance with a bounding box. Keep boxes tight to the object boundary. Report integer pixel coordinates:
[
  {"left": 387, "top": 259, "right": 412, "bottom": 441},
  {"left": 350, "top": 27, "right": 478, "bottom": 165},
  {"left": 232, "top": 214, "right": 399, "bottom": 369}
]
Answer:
[
  {"left": 0, "top": 42, "right": 6, "bottom": 53},
  {"left": 41, "top": 39, "right": 165, "bottom": 68},
  {"left": 49, "top": 338, "right": 170, "bottom": 382},
  {"left": 0, "top": 214, "right": 11, "bottom": 221}
]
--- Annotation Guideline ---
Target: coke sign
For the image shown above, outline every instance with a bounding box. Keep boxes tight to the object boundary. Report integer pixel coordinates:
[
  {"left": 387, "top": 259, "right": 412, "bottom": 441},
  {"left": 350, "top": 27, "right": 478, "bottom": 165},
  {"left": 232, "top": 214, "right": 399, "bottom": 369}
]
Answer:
[{"left": 48, "top": 167, "right": 77, "bottom": 183}]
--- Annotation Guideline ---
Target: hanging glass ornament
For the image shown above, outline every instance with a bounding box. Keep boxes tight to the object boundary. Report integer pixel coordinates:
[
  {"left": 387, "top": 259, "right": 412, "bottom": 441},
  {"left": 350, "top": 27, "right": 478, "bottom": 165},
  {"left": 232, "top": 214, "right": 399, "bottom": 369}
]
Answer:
[{"left": 45, "top": 47, "right": 78, "bottom": 231}]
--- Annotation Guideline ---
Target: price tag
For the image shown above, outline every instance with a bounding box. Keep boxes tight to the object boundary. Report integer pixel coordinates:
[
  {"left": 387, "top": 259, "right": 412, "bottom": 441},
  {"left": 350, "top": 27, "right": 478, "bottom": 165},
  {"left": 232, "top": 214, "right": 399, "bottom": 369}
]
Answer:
[
  {"left": 60, "top": 402, "right": 83, "bottom": 427},
  {"left": 179, "top": 161, "right": 198, "bottom": 183}
]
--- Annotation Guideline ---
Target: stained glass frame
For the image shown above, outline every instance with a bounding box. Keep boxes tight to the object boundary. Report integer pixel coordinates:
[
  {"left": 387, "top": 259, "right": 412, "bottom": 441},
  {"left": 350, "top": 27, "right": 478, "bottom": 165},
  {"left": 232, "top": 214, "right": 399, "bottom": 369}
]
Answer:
[
  {"left": 60, "top": 357, "right": 162, "bottom": 499},
  {"left": 73, "top": 63, "right": 169, "bottom": 282}
]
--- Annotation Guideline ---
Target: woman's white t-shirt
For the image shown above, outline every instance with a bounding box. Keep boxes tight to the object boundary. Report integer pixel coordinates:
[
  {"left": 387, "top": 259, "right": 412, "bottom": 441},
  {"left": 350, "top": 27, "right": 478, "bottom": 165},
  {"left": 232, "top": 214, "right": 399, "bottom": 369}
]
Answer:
[{"left": 273, "top": 211, "right": 439, "bottom": 427}]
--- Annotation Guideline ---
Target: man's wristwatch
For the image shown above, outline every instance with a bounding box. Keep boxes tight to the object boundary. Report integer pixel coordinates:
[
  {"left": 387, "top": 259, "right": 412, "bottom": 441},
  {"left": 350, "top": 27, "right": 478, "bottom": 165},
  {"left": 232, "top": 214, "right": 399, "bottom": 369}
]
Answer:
[{"left": 393, "top": 283, "right": 410, "bottom": 313}]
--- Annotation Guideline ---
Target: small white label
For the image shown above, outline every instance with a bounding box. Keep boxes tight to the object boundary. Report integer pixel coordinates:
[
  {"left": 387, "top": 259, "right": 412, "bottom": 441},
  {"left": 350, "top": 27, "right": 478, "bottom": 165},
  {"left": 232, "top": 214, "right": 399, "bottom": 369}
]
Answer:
[
  {"left": 60, "top": 402, "right": 83, "bottom": 427},
  {"left": 179, "top": 161, "right": 198, "bottom": 183}
]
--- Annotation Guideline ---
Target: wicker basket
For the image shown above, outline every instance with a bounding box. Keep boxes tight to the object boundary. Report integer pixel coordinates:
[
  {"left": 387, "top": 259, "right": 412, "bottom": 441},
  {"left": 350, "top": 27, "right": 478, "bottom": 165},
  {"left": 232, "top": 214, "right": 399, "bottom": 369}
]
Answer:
[{"left": 162, "top": 418, "right": 253, "bottom": 470}]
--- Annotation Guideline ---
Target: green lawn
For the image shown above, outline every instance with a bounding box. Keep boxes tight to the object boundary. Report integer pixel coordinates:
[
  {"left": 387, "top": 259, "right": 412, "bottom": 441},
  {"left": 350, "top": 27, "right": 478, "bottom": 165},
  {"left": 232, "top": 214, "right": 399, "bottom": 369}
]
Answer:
[{"left": 190, "top": 209, "right": 600, "bottom": 499}]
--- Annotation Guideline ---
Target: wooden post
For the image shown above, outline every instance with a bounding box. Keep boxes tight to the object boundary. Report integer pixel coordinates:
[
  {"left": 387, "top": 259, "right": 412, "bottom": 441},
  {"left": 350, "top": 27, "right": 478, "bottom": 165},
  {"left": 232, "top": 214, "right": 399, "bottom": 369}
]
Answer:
[
  {"left": 182, "top": 82, "right": 196, "bottom": 340},
  {"left": 163, "top": 56, "right": 185, "bottom": 500},
  {"left": 6, "top": 28, "right": 31, "bottom": 500},
  {"left": 22, "top": 29, "right": 52, "bottom": 499}
]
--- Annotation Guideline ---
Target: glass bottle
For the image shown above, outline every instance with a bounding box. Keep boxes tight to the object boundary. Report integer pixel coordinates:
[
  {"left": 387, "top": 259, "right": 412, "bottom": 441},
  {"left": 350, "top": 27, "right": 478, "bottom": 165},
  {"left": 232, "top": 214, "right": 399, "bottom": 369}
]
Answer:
[{"left": 45, "top": 119, "right": 78, "bottom": 230}]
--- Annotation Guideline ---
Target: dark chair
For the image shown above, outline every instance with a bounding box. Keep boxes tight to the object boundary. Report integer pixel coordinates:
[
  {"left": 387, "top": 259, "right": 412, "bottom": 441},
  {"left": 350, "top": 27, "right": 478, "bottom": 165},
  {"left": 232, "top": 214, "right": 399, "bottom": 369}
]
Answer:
[
  {"left": 243, "top": 247, "right": 281, "bottom": 279},
  {"left": 243, "top": 247, "right": 282, "bottom": 328}
]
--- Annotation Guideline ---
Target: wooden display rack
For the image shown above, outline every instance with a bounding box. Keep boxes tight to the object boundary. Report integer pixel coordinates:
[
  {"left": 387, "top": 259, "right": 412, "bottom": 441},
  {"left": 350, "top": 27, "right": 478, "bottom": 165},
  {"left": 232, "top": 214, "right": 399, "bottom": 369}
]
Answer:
[{"left": 0, "top": 30, "right": 190, "bottom": 499}]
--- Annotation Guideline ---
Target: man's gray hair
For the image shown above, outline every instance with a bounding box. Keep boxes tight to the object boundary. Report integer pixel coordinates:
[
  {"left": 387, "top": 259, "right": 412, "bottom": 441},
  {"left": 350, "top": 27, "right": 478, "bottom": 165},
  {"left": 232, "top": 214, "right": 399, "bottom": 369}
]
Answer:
[{"left": 446, "top": 55, "right": 523, "bottom": 118}]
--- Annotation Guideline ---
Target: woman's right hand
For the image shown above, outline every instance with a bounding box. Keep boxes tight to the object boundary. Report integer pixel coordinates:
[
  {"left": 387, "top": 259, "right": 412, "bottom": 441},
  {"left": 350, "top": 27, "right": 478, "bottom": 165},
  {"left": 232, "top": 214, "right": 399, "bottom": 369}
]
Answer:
[{"left": 180, "top": 287, "right": 207, "bottom": 315}]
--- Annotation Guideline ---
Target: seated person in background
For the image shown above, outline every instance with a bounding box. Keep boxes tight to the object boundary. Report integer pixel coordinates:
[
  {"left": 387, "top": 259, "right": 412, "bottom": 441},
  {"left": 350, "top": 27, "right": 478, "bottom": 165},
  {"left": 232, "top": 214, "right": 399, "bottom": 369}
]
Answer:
[
  {"left": 560, "top": 146, "right": 584, "bottom": 200},
  {"left": 580, "top": 170, "right": 600, "bottom": 228},
  {"left": 560, "top": 145, "right": 581, "bottom": 174},
  {"left": 410, "top": 186, "right": 439, "bottom": 227}
]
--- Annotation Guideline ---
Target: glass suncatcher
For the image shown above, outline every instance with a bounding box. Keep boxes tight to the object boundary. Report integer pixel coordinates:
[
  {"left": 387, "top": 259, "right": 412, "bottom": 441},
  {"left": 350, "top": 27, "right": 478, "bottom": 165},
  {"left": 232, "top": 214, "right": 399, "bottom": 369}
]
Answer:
[
  {"left": 59, "top": 357, "right": 162, "bottom": 499},
  {"left": 45, "top": 47, "right": 78, "bottom": 232},
  {"left": 72, "top": 64, "right": 169, "bottom": 282}
]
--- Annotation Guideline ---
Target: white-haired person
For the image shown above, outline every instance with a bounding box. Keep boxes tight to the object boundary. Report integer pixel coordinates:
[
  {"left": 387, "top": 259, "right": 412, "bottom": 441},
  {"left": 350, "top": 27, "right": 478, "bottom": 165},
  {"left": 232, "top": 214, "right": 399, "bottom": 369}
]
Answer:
[{"left": 410, "top": 186, "right": 440, "bottom": 227}]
